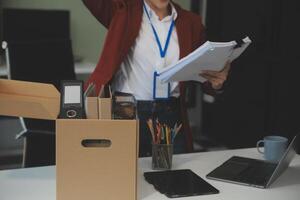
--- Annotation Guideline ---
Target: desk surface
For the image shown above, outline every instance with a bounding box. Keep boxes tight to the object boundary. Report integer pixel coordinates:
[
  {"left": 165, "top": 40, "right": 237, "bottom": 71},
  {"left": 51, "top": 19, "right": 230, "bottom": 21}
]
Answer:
[{"left": 1, "top": 148, "right": 300, "bottom": 200}]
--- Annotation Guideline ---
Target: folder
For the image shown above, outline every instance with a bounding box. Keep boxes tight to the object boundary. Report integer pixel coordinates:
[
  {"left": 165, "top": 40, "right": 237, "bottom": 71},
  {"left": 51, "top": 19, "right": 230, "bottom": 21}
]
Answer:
[{"left": 157, "top": 37, "right": 252, "bottom": 83}]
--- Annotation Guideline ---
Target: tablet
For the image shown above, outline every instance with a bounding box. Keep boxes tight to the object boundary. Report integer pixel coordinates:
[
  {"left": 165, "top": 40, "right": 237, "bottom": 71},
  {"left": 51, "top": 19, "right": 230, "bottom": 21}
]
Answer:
[{"left": 144, "top": 169, "right": 219, "bottom": 198}]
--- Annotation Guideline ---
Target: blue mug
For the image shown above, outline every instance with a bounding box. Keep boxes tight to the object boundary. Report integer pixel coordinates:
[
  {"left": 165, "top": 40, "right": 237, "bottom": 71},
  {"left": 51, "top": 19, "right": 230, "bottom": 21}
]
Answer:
[{"left": 256, "top": 136, "right": 288, "bottom": 163}]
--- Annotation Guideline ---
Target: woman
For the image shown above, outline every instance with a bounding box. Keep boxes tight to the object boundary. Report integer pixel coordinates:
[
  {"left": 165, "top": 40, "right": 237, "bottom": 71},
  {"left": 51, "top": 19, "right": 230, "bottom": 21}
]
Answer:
[{"left": 83, "top": 0, "right": 230, "bottom": 156}]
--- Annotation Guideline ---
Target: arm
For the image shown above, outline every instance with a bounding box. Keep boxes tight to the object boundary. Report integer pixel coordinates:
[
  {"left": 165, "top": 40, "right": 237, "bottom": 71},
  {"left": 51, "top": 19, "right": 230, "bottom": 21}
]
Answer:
[
  {"left": 82, "top": 0, "right": 115, "bottom": 28},
  {"left": 192, "top": 15, "right": 206, "bottom": 51},
  {"left": 201, "top": 61, "right": 231, "bottom": 89}
]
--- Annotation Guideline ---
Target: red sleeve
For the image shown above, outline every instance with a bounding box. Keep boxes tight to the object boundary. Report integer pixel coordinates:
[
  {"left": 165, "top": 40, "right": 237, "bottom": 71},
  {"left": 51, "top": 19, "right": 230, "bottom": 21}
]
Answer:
[
  {"left": 82, "top": 0, "right": 116, "bottom": 28},
  {"left": 192, "top": 14, "right": 206, "bottom": 50}
]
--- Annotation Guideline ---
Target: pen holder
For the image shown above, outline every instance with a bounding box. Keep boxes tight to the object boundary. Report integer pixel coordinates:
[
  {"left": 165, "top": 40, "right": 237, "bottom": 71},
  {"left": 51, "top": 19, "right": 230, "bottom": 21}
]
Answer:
[{"left": 152, "top": 144, "right": 173, "bottom": 170}]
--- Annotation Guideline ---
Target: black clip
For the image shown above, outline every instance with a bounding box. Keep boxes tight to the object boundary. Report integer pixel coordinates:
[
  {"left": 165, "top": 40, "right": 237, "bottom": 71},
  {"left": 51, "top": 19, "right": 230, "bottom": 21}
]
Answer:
[{"left": 234, "top": 38, "right": 245, "bottom": 49}]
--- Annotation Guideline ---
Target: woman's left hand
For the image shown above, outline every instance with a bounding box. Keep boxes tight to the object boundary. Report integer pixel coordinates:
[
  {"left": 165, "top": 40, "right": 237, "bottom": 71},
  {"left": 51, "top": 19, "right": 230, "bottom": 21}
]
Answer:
[{"left": 200, "top": 61, "right": 231, "bottom": 90}]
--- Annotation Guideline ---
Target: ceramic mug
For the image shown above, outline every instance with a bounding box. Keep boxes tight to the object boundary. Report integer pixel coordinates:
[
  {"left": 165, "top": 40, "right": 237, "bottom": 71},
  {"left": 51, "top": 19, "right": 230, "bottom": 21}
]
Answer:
[{"left": 256, "top": 136, "right": 288, "bottom": 163}]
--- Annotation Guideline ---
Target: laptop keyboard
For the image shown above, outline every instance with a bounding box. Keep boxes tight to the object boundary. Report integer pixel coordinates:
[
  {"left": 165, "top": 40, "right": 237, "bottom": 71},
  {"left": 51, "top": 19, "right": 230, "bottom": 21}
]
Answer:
[{"left": 235, "top": 159, "right": 277, "bottom": 185}]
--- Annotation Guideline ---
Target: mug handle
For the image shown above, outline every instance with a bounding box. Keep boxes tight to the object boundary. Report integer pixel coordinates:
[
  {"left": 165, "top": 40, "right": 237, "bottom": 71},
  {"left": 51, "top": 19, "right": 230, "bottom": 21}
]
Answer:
[{"left": 256, "top": 140, "right": 264, "bottom": 154}]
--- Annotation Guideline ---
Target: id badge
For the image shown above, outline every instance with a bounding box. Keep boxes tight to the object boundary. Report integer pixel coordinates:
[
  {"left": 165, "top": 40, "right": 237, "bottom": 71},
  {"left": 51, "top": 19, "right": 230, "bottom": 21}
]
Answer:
[{"left": 153, "top": 71, "right": 170, "bottom": 99}]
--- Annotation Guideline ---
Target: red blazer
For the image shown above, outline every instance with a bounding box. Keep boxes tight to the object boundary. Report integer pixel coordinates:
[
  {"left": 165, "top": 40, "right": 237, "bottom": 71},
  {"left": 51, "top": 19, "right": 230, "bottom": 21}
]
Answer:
[{"left": 83, "top": 0, "right": 206, "bottom": 152}]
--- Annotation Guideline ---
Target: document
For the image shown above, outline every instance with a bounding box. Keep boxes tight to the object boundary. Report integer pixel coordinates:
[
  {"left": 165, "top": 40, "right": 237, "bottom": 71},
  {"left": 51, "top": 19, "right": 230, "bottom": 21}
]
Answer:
[{"left": 157, "top": 36, "right": 252, "bottom": 83}]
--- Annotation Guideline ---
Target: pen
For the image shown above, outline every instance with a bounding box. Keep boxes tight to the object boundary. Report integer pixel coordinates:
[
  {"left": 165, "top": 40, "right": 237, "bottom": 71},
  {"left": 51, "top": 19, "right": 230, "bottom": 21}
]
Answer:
[
  {"left": 165, "top": 125, "right": 168, "bottom": 145},
  {"left": 147, "top": 119, "right": 156, "bottom": 144},
  {"left": 172, "top": 123, "right": 182, "bottom": 143},
  {"left": 157, "top": 125, "right": 161, "bottom": 144},
  {"left": 172, "top": 127, "right": 177, "bottom": 143},
  {"left": 161, "top": 125, "right": 165, "bottom": 144},
  {"left": 167, "top": 126, "right": 171, "bottom": 144},
  {"left": 176, "top": 123, "right": 182, "bottom": 135}
]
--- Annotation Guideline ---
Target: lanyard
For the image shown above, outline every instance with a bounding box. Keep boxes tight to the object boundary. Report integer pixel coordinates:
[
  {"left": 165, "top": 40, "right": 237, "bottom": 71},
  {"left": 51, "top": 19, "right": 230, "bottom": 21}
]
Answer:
[{"left": 143, "top": 2, "right": 175, "bottom": 58}]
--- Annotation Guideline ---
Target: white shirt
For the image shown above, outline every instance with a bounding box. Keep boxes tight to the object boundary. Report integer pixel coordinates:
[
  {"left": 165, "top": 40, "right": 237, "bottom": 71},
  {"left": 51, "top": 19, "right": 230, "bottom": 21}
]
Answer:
[{"left": 112, "top": 2, "right": 180, "bottom": 100}]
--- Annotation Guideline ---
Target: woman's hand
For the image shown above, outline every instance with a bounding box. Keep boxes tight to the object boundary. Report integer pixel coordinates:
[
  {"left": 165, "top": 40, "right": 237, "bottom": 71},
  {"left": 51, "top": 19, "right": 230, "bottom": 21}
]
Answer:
[{"left": 200, "top": 62, "right": 231, "bottom": 90}]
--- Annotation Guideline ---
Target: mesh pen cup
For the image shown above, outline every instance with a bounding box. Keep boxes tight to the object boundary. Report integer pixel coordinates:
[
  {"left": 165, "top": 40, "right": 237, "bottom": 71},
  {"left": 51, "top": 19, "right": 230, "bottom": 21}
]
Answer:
[{"left": 152, "top": 144, "right": 173, "bottom": 170}]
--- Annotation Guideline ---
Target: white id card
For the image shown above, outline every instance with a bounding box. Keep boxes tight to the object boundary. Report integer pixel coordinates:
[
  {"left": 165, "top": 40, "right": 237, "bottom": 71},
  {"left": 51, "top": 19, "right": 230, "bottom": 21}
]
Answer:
[{"left": 153, "top": 71, "right": 170, "bottom": 99}]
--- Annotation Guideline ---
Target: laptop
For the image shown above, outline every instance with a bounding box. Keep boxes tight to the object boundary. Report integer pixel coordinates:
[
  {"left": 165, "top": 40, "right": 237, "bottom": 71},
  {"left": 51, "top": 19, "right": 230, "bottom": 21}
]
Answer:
[{"left": 206, "top": 134, "right": 299, "bottom": 188}]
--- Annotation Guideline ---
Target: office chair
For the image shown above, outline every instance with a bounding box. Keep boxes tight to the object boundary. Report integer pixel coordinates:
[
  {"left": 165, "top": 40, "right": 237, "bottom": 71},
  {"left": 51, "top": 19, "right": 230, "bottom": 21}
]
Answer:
[
  {"left": 2, "top": 8, "right": 70, "bottom": 42},
  {"left": 4, "top": 39, "right": 75, "bottom": 87},
  {"left": 1, "top": 8, "right": 74, "bottom": 168},
  {"left": 2, "top": 39, "right": 76, "bottom": 167}
]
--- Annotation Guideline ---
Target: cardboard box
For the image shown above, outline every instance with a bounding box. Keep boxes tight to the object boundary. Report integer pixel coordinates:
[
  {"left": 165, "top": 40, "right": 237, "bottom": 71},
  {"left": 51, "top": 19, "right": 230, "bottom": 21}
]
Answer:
[
  {"left": 0, "top": 79, "right": 60, "bottom": 120},
  {"left": 0, "top": 79, "right": 138, "bottom": 200},
  {"left": 56, "top": 119, "right": 138, "bottom": 200},
  {"left": 85, "top": 85, "right": 112, "bottom": 120},
  {"left": 85, "top": 97, "right": 99, "bottom": 119},
  {"left": 98, "top": 87, "right": 112, "bottom": 119}
]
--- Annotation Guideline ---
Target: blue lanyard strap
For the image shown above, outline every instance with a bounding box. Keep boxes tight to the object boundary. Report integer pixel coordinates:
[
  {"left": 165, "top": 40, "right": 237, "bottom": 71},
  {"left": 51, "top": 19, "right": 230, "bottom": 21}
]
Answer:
[{"left": 143, "top": 2, "right": 175, "bottom": 58}]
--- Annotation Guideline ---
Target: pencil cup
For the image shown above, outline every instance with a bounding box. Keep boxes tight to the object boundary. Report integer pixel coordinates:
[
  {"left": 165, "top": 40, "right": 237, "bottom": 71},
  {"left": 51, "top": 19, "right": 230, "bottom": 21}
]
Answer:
[{"left": 152, "top": 144, "right": 173, "bottom": 170}]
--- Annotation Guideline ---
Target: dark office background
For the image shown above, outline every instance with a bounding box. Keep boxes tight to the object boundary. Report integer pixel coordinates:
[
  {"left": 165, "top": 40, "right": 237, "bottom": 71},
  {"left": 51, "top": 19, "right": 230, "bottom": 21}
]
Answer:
[
  {"left": 202, "top": 0, "right": 300, "bottom": 151},
  {"left": 0, "top": 2, "right": 3, "bottom": 56},
  {"left": 0, "top": 5, "right": 75, "bottom": 169},
  {"left": 0, "top": 0, "right": 299, "bottom": 170}
]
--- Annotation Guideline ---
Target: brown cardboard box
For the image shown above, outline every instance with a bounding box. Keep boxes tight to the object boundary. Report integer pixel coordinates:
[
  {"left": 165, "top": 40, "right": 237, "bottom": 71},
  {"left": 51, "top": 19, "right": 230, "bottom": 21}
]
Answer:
[
  {"left": 56, "top": 119, "right": 138, "bottom": 200},
  {"left": 98, "top": 96, "right": 112, "bottom": 119},
  {"left": 85, "top": 97, "right": 99, "bottom": 119},
  {"left": 98, "top": 85, "right": 112, "bottom": 119},
  {"left": 0, "top": 79, "right": 138, "bottom": 200},
  {"left": 0, "top": 79, "right": 60, "bottom": 120},
  {"left": 85, "top": 85, "right": 112, "bottom": 120}
]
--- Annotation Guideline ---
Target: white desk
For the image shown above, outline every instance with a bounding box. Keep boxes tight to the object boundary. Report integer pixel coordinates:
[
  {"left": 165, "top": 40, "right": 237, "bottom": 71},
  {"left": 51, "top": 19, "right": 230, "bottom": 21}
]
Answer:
[{"left": 1, "top": 148, "right": 300, "bottom": 200}]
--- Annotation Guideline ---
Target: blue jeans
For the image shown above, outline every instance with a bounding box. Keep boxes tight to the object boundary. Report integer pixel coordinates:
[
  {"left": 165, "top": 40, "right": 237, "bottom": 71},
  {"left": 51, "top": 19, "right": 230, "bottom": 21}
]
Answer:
[{"left": 137, "top": 98, "right": 186, "bottom": 157}]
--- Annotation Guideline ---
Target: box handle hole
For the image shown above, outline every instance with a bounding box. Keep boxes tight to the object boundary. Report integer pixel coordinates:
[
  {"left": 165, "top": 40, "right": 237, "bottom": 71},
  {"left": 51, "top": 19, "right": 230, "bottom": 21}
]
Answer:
[{"left": 81, "top": 139, "right": 111, "bottom": 148}]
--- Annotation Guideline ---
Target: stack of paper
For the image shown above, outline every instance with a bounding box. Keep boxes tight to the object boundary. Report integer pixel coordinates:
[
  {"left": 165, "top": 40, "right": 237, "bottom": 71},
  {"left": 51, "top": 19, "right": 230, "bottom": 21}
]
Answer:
[{"left": 158, "top": 37, "right": 252, "bottom": 83}]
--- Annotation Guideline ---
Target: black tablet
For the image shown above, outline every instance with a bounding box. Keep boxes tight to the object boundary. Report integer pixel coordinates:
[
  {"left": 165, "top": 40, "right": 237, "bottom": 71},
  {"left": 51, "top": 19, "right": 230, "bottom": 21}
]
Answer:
[{"left": 144, "top": 169, "right": 219, "bottom": 198}]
